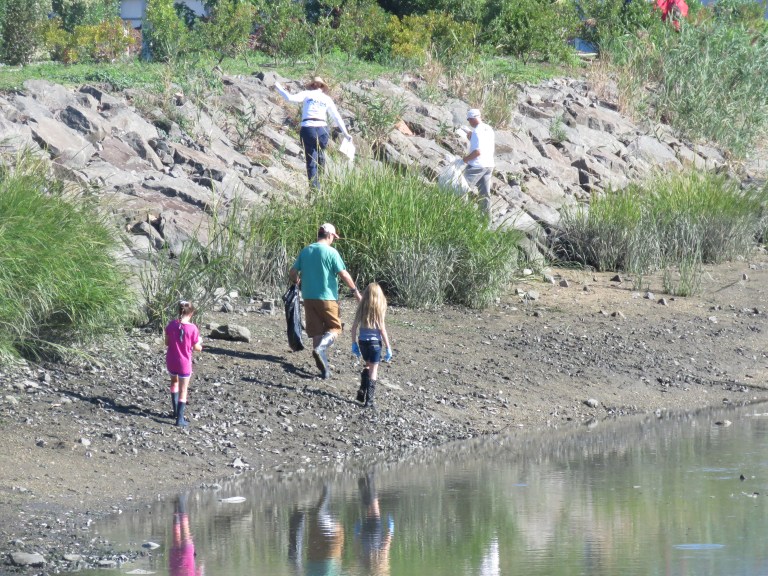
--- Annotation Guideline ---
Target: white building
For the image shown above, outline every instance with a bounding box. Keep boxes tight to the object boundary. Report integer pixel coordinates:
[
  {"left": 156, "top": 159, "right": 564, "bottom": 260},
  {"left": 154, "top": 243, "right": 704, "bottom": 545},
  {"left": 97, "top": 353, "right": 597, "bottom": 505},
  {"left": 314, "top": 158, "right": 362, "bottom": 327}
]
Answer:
[{"left": 120, "top": 0, "right": 206, "bottom": 27}]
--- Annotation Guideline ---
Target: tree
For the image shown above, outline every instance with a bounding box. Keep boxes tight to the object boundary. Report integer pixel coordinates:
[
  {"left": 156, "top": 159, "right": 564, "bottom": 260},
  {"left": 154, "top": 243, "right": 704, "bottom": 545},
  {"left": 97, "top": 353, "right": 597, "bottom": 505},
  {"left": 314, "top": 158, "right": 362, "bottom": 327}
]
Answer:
[{"left": 1, "top": 0, "right": 51, "bottom": 65}]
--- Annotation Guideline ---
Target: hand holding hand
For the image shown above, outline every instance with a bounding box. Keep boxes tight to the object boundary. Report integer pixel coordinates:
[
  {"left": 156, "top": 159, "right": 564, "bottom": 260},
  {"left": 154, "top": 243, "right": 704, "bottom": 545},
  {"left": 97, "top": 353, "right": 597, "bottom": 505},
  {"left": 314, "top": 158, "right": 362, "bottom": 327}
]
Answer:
[
  {"left": 352, "top": 342, "right": 361, "bottom": 358},
  {"left": 384, "top": 347, "right": 392, "bottom": 362}
]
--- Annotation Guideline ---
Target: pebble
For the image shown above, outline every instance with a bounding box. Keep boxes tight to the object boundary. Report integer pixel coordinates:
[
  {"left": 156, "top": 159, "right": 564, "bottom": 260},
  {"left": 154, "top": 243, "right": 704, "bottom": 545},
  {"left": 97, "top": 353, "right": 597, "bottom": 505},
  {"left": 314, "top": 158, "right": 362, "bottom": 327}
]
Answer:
[{"left": 10, "top": 552, "right": 46, "bottom": 567}]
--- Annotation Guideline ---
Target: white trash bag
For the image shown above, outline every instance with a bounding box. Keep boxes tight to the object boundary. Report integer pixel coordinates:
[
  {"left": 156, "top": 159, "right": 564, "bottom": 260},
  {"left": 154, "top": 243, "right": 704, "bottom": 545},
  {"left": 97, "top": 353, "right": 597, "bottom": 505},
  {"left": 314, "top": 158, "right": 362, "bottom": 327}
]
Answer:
[
  {"left": 339, "top": 136, "right": 356, "bottom": 163},
  {"left": 438, "top": 156, "right": 471, "bottom": 197}
]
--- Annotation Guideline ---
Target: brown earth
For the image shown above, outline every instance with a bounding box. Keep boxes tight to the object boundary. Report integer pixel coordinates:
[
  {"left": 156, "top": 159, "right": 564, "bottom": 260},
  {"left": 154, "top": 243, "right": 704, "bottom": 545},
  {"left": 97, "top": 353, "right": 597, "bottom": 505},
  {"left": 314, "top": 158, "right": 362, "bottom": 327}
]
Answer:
[{"left": 1, "top": 254, "right": 768, "bottom": 572}]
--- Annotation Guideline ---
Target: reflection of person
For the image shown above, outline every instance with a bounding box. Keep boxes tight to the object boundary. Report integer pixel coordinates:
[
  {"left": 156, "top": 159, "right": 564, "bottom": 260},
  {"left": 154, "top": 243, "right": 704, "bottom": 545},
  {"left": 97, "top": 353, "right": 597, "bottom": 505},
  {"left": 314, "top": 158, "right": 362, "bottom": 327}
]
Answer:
[
  {"left": 274, "top": 76, "right": 352, "bottom": 189},
  {"left": 288, "top": 485, "right": 344, "bottom": 576},
  {"left": 289, "top": 223, "right": 362, "bottom": 380},
  {"left": 165, "top": 301, "right": 202, "bottom": 427},
  {"left": 461, "top": 108, "right": 495, "bottom": 216},
  {"left": 356, "top": 473, "right": 393, "bottom": 576},
  {"left": 170, "top": 495, "right": 203, "bottom": 576},
  {"left": 351, "top": 283, "right": 392, "bottom": 409}
]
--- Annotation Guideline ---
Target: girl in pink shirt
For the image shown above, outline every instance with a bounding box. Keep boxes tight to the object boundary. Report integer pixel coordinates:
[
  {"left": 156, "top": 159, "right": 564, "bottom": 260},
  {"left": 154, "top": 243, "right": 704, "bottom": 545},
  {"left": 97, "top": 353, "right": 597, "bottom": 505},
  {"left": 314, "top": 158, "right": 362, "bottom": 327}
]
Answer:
[{"left": 165, "top": 301, "right": 202, "bottom": 427}]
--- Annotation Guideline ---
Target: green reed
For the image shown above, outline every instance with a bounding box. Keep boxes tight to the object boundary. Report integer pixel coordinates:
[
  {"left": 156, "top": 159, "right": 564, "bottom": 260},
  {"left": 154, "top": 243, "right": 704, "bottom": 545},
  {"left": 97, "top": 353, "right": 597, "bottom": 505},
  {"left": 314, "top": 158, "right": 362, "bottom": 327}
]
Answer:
[
  {"left": 556, "top": 172, "right": 767, "bottom": 295},
  {"left": 0, "top": 149, "right": 133, "bottom": 359}
]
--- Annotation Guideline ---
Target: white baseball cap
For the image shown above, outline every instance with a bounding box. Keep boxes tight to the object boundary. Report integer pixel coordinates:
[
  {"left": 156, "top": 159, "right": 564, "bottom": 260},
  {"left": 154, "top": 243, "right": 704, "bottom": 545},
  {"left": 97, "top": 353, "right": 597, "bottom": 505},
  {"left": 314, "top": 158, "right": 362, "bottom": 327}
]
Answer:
[
  {"left": 467, "top": 108, "right": 482, "bottom": 119},
  {"left": 319, "top": 223, "right": 340, "bottom": 239}
]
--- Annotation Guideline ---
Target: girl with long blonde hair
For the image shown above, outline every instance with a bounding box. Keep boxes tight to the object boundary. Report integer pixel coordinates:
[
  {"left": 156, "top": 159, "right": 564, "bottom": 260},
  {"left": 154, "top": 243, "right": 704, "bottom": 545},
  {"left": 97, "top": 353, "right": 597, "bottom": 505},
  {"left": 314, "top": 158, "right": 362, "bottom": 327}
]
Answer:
[{"left": 351, "top": 283, "right": 392, "bottom": 408}]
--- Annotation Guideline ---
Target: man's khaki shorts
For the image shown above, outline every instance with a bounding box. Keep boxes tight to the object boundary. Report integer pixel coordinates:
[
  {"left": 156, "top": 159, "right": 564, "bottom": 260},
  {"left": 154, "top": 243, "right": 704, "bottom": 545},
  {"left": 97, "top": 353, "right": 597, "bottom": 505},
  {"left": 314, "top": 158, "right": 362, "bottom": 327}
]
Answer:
[{"left": 303, "top": 299, "right": 343, "bottom": 338}]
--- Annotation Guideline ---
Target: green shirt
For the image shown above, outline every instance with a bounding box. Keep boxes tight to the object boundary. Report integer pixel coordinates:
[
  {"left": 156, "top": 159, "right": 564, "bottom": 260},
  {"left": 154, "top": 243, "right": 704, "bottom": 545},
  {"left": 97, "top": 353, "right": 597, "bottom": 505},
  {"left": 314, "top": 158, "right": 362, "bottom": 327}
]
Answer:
[{"left": 292, "top": 242, "right": 346, "bottom": 301}]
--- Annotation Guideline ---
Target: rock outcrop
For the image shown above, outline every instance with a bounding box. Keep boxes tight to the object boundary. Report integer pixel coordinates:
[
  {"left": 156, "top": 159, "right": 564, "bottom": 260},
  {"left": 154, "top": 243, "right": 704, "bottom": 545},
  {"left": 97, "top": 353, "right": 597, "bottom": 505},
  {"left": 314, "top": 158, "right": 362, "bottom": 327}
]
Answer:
[{"left": 0, "top": 73, "right": 734, "bottom": 266}]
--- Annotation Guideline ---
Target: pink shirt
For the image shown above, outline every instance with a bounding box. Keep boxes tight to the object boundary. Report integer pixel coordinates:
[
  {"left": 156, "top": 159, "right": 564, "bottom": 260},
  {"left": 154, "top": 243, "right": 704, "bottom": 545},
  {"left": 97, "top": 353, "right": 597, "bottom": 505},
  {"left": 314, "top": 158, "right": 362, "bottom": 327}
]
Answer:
[{"left": 165, "top": 319, "right": 200, "bottom": 375}]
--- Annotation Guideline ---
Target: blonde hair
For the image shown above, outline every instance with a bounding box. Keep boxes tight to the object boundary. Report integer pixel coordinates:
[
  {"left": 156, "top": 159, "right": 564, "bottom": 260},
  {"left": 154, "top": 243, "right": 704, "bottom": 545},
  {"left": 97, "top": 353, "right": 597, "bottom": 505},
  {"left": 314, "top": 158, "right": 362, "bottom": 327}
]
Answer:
[{"left": 355, "top": 283, "right": 387, "bottom": 330}]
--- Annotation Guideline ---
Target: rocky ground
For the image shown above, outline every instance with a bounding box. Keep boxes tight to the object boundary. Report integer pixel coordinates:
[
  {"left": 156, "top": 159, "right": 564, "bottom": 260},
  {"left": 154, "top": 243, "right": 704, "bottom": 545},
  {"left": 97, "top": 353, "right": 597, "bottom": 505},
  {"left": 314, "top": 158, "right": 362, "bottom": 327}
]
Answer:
[{"left": 2, "top": 255, "right": 768, "bottom": 573}]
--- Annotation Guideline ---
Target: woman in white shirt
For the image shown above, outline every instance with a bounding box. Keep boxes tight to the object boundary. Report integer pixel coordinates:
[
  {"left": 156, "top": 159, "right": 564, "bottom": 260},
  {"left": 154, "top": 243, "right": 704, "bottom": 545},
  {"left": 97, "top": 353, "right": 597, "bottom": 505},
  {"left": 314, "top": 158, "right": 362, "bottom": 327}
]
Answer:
[{"left": 275, "top": 76, "right": 352, "bottom": 190}]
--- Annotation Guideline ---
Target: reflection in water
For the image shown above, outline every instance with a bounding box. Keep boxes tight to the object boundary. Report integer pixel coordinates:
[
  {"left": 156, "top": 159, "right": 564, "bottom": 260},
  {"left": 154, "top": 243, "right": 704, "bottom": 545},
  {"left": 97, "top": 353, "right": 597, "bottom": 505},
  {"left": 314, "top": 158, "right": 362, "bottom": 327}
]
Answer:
[
  {"left": 170, "top": 495, "right": 203, "bottom": 576},
  {"left": 356, "top": 473, "right": 393, "bottom": 576},
  {"left": 288, "top": 485, "right": 344, "bottom": 576},
  {"left": 478, "top": 537, "right": 499, "bottom": 576}
]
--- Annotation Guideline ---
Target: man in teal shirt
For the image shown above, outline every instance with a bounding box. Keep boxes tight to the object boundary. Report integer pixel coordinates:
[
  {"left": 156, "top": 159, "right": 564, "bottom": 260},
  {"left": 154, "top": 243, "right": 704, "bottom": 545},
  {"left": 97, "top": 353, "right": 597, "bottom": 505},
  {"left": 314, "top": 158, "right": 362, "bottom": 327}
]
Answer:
[{"left": 289, "top": 223, "right": 362, "bottom": 379}]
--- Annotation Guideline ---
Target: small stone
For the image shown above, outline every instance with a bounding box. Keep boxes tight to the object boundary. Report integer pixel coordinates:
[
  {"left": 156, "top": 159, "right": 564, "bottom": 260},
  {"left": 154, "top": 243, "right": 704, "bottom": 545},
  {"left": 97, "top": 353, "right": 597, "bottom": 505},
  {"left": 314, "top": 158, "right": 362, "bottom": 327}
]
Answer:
[
  {"left": 610, "top": 274, "right": 622, "bottom": 282},
  {"left": 79, "top": 438, "right": 91, "bottom": 447},
  {"left": 63, "top": 554, "right": 83, "bottom": 562},
  {"left": 559, "top": 279, "right": 570, "bottom": 288},
  {"left": 522, "top": 268, "right": 533, "bottom": 276},
  {"left": 715, "top": 420, "right": 732, "bottom": 427},
  {"left": 658, "top": 298, "right": 668, "bottom": 306},
  {"left": 544, "top": 275, "right": 556, "bottom": 285},
  {"left": 525, "top": 290, "right": 539, "bottom": 301},
  {"left": 584, "top": 398, "right": 600, "bottom": 408},
  {"left": 644, "top": 291, "right": 654, "bottom": 300},
  {"left": 612, "top": 311, "right": 625, "bottom": 319},
  {"left": 136, "top": 342, "right": 151, "bottom": 353},
  {"left": 142, "top": 542, "right": 161, "bottom": 550},
  {"left": 708, "top": 316, "right": 718, "bottom": 324},
  {"left": 220, "top": 302, "right": 234, "bottom": 313},
  {"left": 742, "top": 273, "right": 749, "bottom": 281}
]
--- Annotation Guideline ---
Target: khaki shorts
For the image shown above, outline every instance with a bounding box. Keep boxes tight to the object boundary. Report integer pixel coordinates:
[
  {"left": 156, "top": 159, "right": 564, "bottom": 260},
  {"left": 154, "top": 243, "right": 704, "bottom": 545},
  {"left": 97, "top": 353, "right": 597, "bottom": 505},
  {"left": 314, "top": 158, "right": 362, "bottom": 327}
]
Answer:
[{"left": 303, "top": 299, "right": 343, "bottom": 338}]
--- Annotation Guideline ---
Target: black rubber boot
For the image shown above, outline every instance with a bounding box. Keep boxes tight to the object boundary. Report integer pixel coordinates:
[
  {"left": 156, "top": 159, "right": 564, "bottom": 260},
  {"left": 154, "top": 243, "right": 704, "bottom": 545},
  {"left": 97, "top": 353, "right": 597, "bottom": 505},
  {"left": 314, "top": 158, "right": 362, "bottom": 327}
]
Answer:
[
  {"left": 364, "top": 380, "right": 376, "bottom": 408},
  {"left": 356, "top": 368, "right": 369, "bottom": 403},
  {"left": 175, "top": 401, "right": 188, "bottom": 427},
  {"left": 170, "top": 392, "right": 179, "bottom": 419},
  {"left": 312, "top": 332, "right": 335, "bottom": 379}
]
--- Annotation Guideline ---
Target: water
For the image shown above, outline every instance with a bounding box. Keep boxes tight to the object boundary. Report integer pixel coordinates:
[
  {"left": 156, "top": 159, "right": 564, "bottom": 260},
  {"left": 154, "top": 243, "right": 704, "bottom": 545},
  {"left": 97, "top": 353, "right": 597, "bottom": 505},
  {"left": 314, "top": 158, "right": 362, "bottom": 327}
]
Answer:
[{"left": 80, "top": 404, "right": 768, "bottom": 576}]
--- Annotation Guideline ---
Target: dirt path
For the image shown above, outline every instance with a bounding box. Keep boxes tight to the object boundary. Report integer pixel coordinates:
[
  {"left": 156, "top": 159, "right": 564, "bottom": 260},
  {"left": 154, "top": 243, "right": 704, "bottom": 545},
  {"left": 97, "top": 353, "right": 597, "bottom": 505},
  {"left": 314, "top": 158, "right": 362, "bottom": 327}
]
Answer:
[{"left": 1, "top": 255, "right": 768, "bottom": 572}]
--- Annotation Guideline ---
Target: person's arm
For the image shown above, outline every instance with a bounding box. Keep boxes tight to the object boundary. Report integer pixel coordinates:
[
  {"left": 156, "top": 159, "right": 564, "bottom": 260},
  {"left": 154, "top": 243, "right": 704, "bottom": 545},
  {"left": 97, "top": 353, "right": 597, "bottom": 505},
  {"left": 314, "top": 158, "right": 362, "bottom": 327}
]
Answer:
[
  {"left": 275, "top": 83, "right": 306, "bottom": 104},
  {"left": 339, "top": 270, "right": 362, "bottom": 301},
  {"left": 193, "top": 340, "right": 203, "bottom": 352},
  {"left": 350, "top": 317, "right": 359, "bottom": 343},
  {"left": 463, "top": 149, "right": 481, "bottom": 163},
  {"left": 326, "top": 99, "right": 351, "bottom": 139},
  {"left": 289, "top": 267, "right": 300, "bottom": 286},
  {"left": 380, "top": 325, "right": 391, "bottom": 351}
]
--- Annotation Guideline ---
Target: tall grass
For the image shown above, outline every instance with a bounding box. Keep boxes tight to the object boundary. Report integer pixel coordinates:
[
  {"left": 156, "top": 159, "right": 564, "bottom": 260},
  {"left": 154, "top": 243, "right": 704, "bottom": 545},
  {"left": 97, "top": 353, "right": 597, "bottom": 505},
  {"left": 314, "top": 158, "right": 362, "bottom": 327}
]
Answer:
[
  {"left": 555, "top": 172, "right": 767, "bottom": 295},
  {"left": 604, "top": 19, "right": 768, "bottom": 158},
  {"left": 244, "top": 165, "right": 523, "bottom": 308},
  {"left": 0, "top": 149, "right": 133, "bottom": 359}
]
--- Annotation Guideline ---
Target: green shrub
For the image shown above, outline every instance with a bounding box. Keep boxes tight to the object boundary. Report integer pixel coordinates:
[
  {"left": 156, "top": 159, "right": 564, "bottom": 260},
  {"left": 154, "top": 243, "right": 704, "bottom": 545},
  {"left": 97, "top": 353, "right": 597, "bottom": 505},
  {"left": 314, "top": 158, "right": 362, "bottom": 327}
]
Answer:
[
  {"left": 252, "top": 0, "right": 312, "bottom": 60},
  {"left": 712, "top": 0, "right": 767, "bottom": 27},
  {"left": 328, "top": 0, "right": 391, "bottom": 61},
  {"left": 144, "top": 0, "right": 191, "bottom": 62},
  {"left": 388, "top": 11, "right": 477, "bottom": 64},
  {"left": 245, "top": 164, "right": 522, "bottom": 308},
  {"left": 45, "top": 17, "right": 136, "bottom": 63},
  {"left": 0, "top": 151, "right": 134, "bottom": 360},
  {"left": 1, "top": 0, "right": 51, "bottom": 65},
  {"left": 577, "top": 0, "right": 663, "bottom": 50},
  {"left": 197, "top": 0, "right": 255, "bottom": 65},
  {"left": 51, "top": 0, "right": 119, "bottom": 33},
  {"left": 484, "top": 0, "right": 579, "bottom": 63}
]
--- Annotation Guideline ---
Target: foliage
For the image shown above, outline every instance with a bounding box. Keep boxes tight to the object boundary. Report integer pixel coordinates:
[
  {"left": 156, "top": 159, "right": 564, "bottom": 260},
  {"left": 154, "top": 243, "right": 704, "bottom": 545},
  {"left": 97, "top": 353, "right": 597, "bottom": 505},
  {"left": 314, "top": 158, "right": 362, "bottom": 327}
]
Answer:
[
  {"left": 554, "top": 172, "right": 768, "bottom": 295},
  {"left": 576, "top": 0, "right": 663, "bottom": 50},
  {"left": 348, "top": 92, "right": 407, "bottom": 151},
  {"left": 712, "top": 0, "right": 767, "bottom": 28},
  {"left": 197, "top": 0, "right": 256, "bottom": 65},
  {"left": 51, "top": 0, "right": 119, "bottom": 33},
  {"left": 252, "top": 0, "right": 312, "bottom": 61},
  {"left": 144, "top": 0, "right": 192, "bottom": 62},
  {"left": 0, "top": 149, "right": 134, "bottom": 360},
  {"left": 246, "top": 164, "right": 522, "bottom": 308},
  {"left": 484, "top": 0, "right": 580, "bottom": 63},
  {"left": 387, "top": 11, "right": 477, "bottom": 64},
  {"left": 44, "top": 17, "right": 137, "bottom": 64},
  {"left": 0, "top": 0, "right": 51, "bottom": 65},
  {"left": 328, "top": 0, "right": 391, "bottom": 61}
]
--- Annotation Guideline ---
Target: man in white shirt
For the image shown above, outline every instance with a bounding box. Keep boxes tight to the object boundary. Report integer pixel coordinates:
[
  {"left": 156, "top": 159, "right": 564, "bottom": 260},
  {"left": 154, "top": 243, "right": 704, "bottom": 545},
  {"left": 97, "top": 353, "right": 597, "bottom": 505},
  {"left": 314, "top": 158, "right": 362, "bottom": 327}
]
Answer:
[{"left": 462, "top": 108, "right": 495, "bottom": 216}]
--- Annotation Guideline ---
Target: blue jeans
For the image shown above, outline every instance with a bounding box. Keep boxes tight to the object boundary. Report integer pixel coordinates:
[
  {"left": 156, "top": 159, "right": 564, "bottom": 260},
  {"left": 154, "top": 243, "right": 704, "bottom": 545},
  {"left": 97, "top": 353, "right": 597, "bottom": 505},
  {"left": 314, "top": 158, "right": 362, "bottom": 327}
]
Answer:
[
  {"left": 359, "top": 340, "right": 382, "bottom": 364},
  {"left": 300, "top": 126, "right": 329, "bottom": 189}
]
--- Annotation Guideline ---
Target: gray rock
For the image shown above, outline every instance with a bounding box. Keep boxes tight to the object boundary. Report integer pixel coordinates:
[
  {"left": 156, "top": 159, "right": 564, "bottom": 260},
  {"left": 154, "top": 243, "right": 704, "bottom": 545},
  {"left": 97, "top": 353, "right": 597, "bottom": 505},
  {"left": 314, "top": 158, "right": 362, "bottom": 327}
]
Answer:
[
  {"left": 584, "top": 398, "right": 600, "bottom": 408},
  {"left": 10, "top": 552, "right": 46, "bottom": 567},
  {"left": 209, "top": 324, "right": 251, "bottom": 343}
]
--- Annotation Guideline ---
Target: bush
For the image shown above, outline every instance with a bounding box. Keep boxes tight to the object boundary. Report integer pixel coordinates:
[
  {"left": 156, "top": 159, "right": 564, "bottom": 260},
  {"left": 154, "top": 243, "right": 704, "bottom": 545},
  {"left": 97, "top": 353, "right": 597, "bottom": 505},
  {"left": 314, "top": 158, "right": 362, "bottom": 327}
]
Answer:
[
  {"left": 0, "top": 151, "right": 134, "bottom": 360},
  {"left": 576, "top": 0, "right": 663, "bottom": 50},
  {"left": 51, "top": 0, "right": 119, "bottom": 33},
  {"left": 484, "top": 0, "right": 580, "bottom": 63},
  {"left": 144, "top": 0, "right": 191, "bottom": 62},
  {"left": 252, "top": 0, "right": 312, "bottom": 60},
  {"left": 328, "top": 0, "right": 391, "bottom": 61},
  {"left": 246, "top": 164, "right": 522, "bottom": 308},
  {"left": 0, "top": 0, "right": 51, "bottom": 65},
  {"left": 197, "top": 0, "right": 255, "bottom": 64},
  {"left": 387, "top": 11, "right": 477, "bottom": 64},
  {"left": 45, "top": 17, "right": 136, "bottom": 63}
]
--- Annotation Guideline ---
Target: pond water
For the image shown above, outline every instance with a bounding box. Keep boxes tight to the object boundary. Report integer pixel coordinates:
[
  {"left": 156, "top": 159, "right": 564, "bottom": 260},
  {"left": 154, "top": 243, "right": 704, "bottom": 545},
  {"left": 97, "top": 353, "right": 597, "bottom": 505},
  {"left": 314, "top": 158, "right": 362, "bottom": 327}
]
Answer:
[{"left": 81, "top": 404, "right": 768, "bottom": 576}]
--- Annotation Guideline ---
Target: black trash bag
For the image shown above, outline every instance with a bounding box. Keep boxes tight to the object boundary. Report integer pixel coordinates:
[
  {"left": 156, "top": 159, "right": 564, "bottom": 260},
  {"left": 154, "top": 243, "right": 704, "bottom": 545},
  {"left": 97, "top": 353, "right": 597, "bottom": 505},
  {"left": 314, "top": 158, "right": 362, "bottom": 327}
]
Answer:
[{"left": 283, "top": 284, "right": 305, "bottom": 352}]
